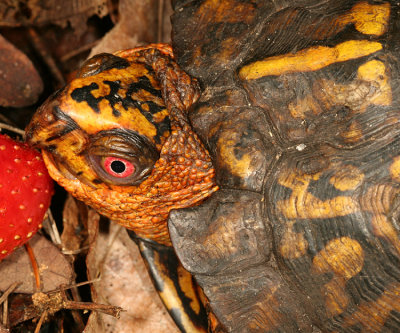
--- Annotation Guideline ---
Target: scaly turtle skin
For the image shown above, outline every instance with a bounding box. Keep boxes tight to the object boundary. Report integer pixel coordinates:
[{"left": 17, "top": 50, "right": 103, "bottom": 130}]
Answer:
[{"left": 26, "top": 44, "right": 216, "bottom": 332}]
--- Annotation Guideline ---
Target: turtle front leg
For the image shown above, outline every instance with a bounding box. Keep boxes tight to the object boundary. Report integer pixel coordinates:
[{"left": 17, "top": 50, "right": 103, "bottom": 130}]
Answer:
[{"left": 125, "top": 234, "right": 209, "bottom": 333}]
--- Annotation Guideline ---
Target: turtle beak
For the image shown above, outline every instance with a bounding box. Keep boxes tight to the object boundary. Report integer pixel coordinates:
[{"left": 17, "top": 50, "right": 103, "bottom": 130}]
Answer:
[{"left": 25, "top": 91, "right": 94, "bottom": 185}]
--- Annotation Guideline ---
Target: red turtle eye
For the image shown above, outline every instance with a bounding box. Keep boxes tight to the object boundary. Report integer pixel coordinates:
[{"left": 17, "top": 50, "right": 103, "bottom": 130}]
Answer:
[{"left": 103, "top": 157, "right": 135, "bottom": 178}]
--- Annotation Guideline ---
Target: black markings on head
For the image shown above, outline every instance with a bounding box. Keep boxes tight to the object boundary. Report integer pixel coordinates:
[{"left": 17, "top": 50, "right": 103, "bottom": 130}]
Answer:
[
  {"left": 71, "top": 82, "right": 101, "bottom": 113},
  {"left": 124, "top": 84, "right": 165, "bottom": 116},
  {"left": 103, "top": 80, "right": 122, "bottom": 117},
  {"left": 46, "top": 145, "right": 57, "bottom": 152},
  {"left": 128, "top": 75, "right": 162, "bottom": 99},
  {"left": 70, "top": 74, "right": 171, "bottom": 143}
]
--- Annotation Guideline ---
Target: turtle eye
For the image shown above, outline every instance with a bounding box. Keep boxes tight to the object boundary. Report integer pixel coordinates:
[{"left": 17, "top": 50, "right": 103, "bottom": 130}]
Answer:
[
  {"left": 87, "top": 129, "right": 160, "bottom": 186},
  {"left": 103, "top": 157, "right": 135, "bottom": 178}
]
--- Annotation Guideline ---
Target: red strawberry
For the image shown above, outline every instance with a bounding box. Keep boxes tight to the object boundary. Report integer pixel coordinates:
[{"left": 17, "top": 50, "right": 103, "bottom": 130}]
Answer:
[{"left": 0, "top": 134, "right": 53, "bottom": 260}]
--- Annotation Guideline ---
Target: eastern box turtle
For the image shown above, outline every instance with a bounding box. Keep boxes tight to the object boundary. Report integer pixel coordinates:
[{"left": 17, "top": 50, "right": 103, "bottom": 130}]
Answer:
[{"left": 26, "top": 0, "right": 400, "bottom": 332}]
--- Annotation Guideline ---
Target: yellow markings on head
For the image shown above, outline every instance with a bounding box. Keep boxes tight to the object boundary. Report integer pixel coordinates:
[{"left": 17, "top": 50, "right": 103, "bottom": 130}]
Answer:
[
  {"left": 277, "top": 171, "right": 359, "bottom": 220},
  {"left": 152, "top": 108, "right": 169, "bottom": 123},
  {"left": 329, "top": 165, "right": 364, "bottom": 191},
  {"left": 349, "top": 2, "right": 390, "bottom": 36},
  {"left": 239, "top": 40, "right": 382, "bottom": 80},
  {"left": 63, "top": 64, "right": 165, "bottom": 146},
  {"left": 66, "top": 96, "right": 159, "bottom": 142},
  {"left": 312, "top": 237, "right": 364, "bottom": 316}
]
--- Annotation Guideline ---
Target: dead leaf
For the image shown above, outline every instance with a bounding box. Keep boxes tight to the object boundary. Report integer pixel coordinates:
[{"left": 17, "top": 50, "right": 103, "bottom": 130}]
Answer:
[
  {"left": 85, "top": 211, "right": 179, "bottom": 333},
  {"left": 0, "top": 0, "right": 108, "bottom": 33},
  {"left": 61, "top": 194, "right": 89, "bottom": 254},
  {"left": 0, "top": 234, "right": 74, "bottom": 294},
  {"left": 88, "top": 0, "right": 172, "bottom": 57},
  {"left": 0, "top": 34, "right": 43, "bottom": 107}
]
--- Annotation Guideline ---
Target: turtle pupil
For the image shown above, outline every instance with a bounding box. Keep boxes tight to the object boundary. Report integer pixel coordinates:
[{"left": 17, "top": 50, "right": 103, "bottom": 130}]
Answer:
[{"left": 111, "top": 160, "right": 126, "bottom": 173}]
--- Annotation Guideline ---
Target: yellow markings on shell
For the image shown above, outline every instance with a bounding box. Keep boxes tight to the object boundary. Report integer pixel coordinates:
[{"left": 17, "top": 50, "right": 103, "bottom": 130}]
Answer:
[
  {"left": 239, "top": 40, "right": 382, "bottom": 80},
  {"left": 348, "top": 2, "right": 390, "bottom": 36},
  {"left": 341, "top": 122, "right": 363, "bottom": 143},
  {"left": 313, "top": 59, "right": 391, "bottom": 118},
  {"left": 357, "top": 60, "right": 392, "bottom": 107},
  {"left": 371, "top": 214, "right": 400, "bottom": 256},
  {"left": 340, "top": 282, "right": 400, "bottom": 332},
  {"left": 313, "top": 237, "right": 364, "bottom": 279},
  {"left": 360, "top": 182, "right": 400, "bottom": 256},
  {"left": 218, "top": 37, "right": 238, "bottom": 61},
  {"left": 390, "top": 156, "right": 400, "bottom": 182},
  {"left": 277, "top": 171, "right": 359, "bottom": 220},
  {"left": 279, "top": 222, "right": 308, "bottom": 259},
  {"left": 288, "top": 95, "right": 322, "bottom": 119},
  {"left": 321, "top": 279, "right": 351, "bottom": 317},
  {"left": 312, "top": 237, "right": 364, "bottom": 316},
  {"left": 200, "top": 0, "right": 256, "bottom": 24},
  {"left": 329, "top": 165, "right": 364, "bottom": 191},
  {"left": 217, "top": 132, "right": 253, "bottom": 179}
]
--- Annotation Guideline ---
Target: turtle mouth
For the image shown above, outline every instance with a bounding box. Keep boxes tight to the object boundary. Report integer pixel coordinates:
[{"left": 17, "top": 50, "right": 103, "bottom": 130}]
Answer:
[
  {"left": 26, "top": 122, "right": 80, "bottom": 182},
  {"left": 41, "top": 151, "right": 78, "bottom": 181},
  {"left": 25, "top": 93, "right": 97, "bottom": 186}
]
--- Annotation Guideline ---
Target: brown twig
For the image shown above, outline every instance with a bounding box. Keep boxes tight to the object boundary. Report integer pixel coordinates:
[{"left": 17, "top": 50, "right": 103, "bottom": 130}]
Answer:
[
  {"left": 42, "top": 209, "right": 62, "bottom": 245},
  {"left": 62, "top": 279, "right": 101, "bottom": 290},
  {"left": 34, "top": 310, "right": 47, "bottom": 333},
  {"left": 0, "top": 282, "right": 21, "bottom": 326},
  {"left": 0, "top": 114, "right": 16, "bottom": 126},
  {"left": 27, "top": 27, "right": 66, "bottom": 87},
  {"left": 0, "top": 282, "right": 21, "bottom": 306},
  {"left": 157, "top": 0, "right": 165, "bottom": 43},
  {"left": 1, "top": 299, "right": 6, "bottom": 328},
  {"left": 0, "top": 122, "right": 25, "bottom": 137},
  {"left": 60, "top": 41, "right": 99, "bottom": 63}
]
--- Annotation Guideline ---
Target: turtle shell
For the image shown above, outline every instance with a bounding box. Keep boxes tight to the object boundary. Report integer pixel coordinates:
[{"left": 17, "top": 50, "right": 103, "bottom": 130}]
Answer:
[{"left": 168, "top": 1, "right": 400, "bottom": 332}]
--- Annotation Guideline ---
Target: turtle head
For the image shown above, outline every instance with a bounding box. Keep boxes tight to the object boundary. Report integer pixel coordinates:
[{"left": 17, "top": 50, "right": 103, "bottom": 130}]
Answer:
[{"left": 26, "top": 45, "right": 218, "bottom": 245}]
